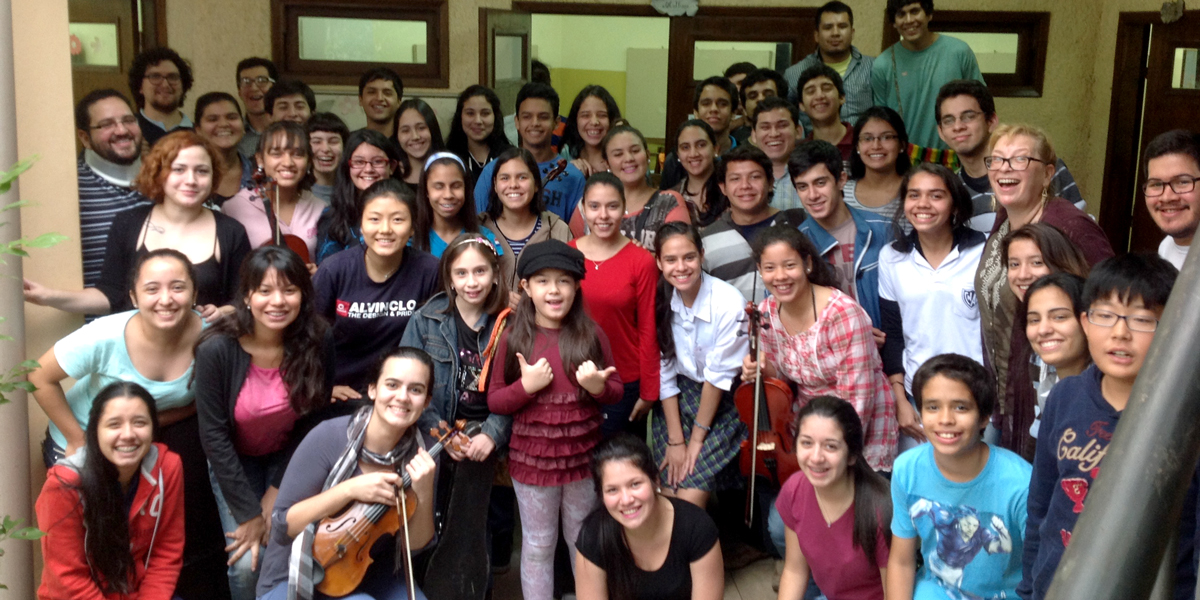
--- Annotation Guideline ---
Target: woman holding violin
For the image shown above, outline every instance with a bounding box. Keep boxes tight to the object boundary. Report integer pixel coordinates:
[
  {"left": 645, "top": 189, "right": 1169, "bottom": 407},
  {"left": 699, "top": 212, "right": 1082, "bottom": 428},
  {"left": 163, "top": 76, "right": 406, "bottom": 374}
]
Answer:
[
  {"left": 222, "top": 121, "right": 324, "bottom": 262},
  {"left": 254, "top": 347, "right": 440, "bottom": 600},
  {"left": 650, "top": 222, "right": 747, "bottom": 507},
  {"left": 741, "top": 226, "right": 896, "bottom": 555}
]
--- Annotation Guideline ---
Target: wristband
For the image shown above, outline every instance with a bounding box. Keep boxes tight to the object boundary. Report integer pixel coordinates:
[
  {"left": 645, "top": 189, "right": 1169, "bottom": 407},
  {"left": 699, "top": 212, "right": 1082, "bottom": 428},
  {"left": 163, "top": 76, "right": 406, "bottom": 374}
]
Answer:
[
  {"left": 694, "top": 422, "right": 712, "bottom": 433},
  {"left": 667, "top": 440, "right": 685, "bottom": 447}
]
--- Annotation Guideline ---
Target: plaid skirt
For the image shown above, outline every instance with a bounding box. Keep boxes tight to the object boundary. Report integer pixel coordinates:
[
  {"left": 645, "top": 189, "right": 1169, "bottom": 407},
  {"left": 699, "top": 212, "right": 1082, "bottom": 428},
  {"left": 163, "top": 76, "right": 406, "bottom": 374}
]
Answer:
[{"left": 651, "top": 376, "right": 748, "bottom": 491}]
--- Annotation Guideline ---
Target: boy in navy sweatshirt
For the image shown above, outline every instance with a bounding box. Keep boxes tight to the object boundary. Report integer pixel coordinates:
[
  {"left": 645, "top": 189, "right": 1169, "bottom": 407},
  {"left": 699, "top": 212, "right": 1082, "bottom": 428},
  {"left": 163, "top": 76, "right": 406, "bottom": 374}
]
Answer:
[{"left": 1019, "top": 253, "right": 1193, "bottom": 600}]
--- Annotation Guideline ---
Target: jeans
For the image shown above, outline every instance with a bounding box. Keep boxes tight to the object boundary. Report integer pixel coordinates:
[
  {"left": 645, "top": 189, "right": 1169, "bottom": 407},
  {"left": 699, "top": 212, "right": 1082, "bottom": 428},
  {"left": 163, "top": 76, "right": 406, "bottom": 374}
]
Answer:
[
  {"left": 210, "top": 457, "right": 285, "bottom": 600},
  {"left": 600, "top": 380, "right": 644, "bottom": 439},
  {"left": 257, "top": 568, "right": 427, "bottom": 600}
]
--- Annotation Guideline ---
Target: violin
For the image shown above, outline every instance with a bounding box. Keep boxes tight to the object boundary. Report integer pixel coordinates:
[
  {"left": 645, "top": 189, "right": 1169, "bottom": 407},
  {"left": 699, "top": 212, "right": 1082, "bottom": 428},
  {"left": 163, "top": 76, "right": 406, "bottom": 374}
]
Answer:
[
  {"left": 251, "top": 168, "right": 312, "bottom": 262},
  {"left": 733, "top": 300, "right": 800, "bottom": 527},
  {"left": 312, "top": 420, "right": 481, "bottom": 597}
]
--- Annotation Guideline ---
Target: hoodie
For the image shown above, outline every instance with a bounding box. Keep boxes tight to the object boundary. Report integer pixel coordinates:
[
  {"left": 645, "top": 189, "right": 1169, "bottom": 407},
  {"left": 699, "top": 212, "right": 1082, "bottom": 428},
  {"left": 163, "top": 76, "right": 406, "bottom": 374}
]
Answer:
[{"left": 36, "top": 442, "right": 185, "bottom": 600}]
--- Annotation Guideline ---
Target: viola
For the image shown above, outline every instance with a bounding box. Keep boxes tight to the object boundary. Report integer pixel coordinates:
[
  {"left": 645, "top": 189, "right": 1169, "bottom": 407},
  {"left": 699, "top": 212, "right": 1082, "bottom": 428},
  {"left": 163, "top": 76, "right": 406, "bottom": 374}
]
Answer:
[
  {"left": 251, "top": 169, "right": 311, "bottom": 262},
  {"left": 733, "top": 301, "right": 799, "bottom": 526},
  {"left": 312, "top": 420, "right": 480, "bottom": 597}
]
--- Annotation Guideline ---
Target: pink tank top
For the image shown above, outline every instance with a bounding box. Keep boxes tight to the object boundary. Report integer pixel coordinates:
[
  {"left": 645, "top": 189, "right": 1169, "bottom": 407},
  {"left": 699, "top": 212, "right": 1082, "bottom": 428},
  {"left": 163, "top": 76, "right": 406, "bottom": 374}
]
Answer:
[{"left": 233, "top": 363, "right": 297, "bottom": 456}]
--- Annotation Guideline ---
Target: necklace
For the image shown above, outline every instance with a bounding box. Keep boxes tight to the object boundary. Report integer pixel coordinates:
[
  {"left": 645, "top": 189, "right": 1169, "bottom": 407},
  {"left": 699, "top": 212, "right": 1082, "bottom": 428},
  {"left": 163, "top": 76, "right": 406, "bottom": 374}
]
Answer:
[{"left": 147, "top": 220, "right": 165, "bottom": 234}]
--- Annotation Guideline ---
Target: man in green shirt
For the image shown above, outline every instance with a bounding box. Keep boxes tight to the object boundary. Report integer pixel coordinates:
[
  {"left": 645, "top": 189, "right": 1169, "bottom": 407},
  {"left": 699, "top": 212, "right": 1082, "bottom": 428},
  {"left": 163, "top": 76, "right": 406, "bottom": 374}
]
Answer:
[{"left": 871, "top": 0, "right": 983, "bottom": 151}]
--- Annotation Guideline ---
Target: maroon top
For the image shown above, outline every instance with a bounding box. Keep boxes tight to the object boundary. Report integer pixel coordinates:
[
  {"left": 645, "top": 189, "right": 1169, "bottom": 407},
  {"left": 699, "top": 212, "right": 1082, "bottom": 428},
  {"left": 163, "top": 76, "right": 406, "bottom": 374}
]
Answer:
[
  {"left": 807, "top": 122, "right": 855, "bottom": 164},
  {"left": 487, "top": 326, "right": 623, "bottom": 486}
]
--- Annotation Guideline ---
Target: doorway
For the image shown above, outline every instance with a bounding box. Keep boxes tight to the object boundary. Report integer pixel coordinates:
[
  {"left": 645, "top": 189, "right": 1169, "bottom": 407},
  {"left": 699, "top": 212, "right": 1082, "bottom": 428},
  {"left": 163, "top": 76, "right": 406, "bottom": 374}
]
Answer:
[
  {"left": 1099, "top": 10, "right": 1200, "bottom": 253},
  {"left": 481, "top": 4, "right": 817, "bottom": 149}
]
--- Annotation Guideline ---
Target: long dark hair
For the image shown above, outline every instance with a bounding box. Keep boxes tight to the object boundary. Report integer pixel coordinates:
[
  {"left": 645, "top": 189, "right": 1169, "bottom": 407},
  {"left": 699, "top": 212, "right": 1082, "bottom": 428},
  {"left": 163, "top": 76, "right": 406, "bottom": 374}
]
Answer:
[
  {"left": 67, "top": 382, "right": 161, "bottom": 595},
  {"left": 892, "top": 162, "right": 976, "bottom": 252},
  {"left": 197, "top": 246, "right": 329, "bottom": 415},
  {"left": 446, "top": 85, "right": 512, "bottom": 160},
  {"left": 413, "top": 155, "right": 479, "bottom": 252},
  {"left": 328, "top": 129, "right": 404, "bottom": 247},
  {"left": 584, "top": 434, "right": 660, "bottom": 600},
  {"left": 849, "top": 106, "right": 911, "bottom": 180},
  {"left": 751, "top": 225, "right": 840, "bottom": 289},
  {"left": 653, "top": 222, "right": 704, "bottom": 362},
  {"left": 562, "top": 85, "right": 622, "bottom": 159},
  {"left": 485, "top": 147, "right": 546, "bottom": 220},
  {"left": 670, "top": 119, "right": 728, "bottom": 226},
  {"left": 395, "top": 98, "right": 446, "bottom": 166},
  {"left": 795, "top": 396, "right": 892, "bottom": 558},
  {"left": 503, "top": 271, "right": 605, "bottom": 390}
]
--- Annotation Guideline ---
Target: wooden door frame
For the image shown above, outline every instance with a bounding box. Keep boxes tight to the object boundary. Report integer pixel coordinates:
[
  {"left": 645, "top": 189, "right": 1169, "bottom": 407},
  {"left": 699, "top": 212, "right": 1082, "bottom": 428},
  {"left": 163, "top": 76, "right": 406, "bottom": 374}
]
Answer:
[{"left": 1097, "top": 12, "right": 1157, "bottom": 253}]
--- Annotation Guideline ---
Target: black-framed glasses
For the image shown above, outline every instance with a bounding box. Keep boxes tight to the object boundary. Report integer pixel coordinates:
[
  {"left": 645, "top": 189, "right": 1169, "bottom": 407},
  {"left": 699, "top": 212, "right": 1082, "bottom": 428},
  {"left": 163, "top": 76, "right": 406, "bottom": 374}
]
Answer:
[
  {"left": 984, "top": 156, "right": 1047, "bottom": 171},
  {"left": 90, "top": 116, "right": 139, "bottom": 132},
  {"left": 1143, "top": 175, "right": 1197, "bottom": 197},
  {"left": 938, "top": 111, "right": 982, "bottom": 128},
  {"left": 350, "top": 158, "right": 392, "bottom": 170},
  {"left": 239, "top": 76, "right": 275, "bottom": 88},
  {"left": 859, "top": 133, "right": 899, "bottom": 145},
  {"left": 144, "top": 73, "right": 181, "bottom": 85},
  {"left": 1086, "top": 309, "right": 1158, "bottom": 332}
]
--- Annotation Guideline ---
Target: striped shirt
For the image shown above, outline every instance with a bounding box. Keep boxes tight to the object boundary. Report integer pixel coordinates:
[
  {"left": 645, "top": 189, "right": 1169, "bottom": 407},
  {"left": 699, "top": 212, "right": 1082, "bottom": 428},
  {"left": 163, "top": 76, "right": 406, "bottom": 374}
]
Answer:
[
  {"left": 77, "top": 157, "right": 150, "bottom": 288},
  {"left": 784, "top": 47, "right": 875, "bottom": 135},
  {"left": 700, "top": 208, "right": 807, "bottom": 303},
  {"left": 759, "top": 290, "right": 898, "bottom": 471}
]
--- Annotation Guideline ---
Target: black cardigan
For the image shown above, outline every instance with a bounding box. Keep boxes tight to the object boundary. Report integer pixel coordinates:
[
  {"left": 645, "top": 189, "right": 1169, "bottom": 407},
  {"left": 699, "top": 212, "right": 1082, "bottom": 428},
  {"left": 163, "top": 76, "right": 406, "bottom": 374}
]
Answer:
[
  {"left": 95, "top": 204, "right": 251, "bottom": 312},
  {"left": 194, "top": 329, "right": 336, "bottom": 524}
]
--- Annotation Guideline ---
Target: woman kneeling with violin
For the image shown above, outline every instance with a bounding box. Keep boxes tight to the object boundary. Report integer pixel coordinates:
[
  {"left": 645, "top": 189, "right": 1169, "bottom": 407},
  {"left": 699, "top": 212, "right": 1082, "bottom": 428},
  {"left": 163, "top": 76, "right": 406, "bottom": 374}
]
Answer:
[{"left": 255, "top": 347, "right": 441, "bottom": 600}]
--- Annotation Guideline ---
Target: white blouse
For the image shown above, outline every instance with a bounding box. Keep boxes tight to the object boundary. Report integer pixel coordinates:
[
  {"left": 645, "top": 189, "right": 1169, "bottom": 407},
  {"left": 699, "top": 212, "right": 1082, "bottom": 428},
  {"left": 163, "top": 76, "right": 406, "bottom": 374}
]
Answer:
[{"left": 659, "top": 273, "right": 749, "bottom": 398}]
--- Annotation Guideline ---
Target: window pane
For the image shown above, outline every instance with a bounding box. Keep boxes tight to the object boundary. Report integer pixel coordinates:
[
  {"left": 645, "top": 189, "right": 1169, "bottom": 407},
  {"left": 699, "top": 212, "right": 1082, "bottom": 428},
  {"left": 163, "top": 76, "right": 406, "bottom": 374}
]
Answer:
[
  {"left": 693, "top": 41, "right": 792, "bottom": 80},
  {"left": 495, "top": 35, "right": 524, "bottom": 81},
  {"left": 297, "top": 16, "right": 428, "bottom": 63},
  {"left": 69, "top": 23, "right": 120, "bottom": 67},
  {"left": 1173, "top": 47, "right": 1199, "bottom": 90},
  {"left": 952, "top": 32, "right": 1019, "bottom": 74}
]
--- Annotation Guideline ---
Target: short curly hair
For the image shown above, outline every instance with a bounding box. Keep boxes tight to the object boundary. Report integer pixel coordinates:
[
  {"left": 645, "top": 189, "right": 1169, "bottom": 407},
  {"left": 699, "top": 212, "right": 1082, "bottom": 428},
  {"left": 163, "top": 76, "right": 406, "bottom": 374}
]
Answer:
[
  {"left": 128, "top": 47, "right": 194, "bottom": 109},
  {"left": 135, "top": 130, "right": 225, "bottom": 203}
]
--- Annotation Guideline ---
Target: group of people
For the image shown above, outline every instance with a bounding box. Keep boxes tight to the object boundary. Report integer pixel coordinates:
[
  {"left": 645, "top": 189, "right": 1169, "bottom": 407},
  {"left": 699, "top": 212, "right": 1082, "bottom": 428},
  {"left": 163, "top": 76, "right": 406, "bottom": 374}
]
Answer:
[{"left": 22, "top": 0, "right": 1200, "bottom": 599}]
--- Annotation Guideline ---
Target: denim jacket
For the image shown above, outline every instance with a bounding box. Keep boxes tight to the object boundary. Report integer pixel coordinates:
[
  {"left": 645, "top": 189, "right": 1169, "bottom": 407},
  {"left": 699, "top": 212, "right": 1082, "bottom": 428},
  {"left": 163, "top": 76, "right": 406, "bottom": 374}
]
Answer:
[
  {"left": 400, "top": 292, "right": 511, "bottom": 448},
  {"left": 798, "top": 206, "right": 891, "bottom": 328}
]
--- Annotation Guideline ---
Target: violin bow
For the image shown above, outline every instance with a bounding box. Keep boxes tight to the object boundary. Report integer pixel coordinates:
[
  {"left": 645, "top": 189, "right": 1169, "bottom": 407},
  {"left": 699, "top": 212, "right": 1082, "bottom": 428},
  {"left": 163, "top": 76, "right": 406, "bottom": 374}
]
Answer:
[
  {"left": 746, "top": 276, "right": 763, "bottom": 529},
  {"left": 397, "top": 488, "right": 416, "bottom": 600}
]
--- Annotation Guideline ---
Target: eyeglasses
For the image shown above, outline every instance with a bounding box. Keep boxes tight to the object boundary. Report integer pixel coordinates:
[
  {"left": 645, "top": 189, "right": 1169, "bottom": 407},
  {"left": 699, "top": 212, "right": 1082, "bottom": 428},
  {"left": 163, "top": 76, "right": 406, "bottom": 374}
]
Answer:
[
  {"left": 859, "top": 133, "right": 899, "bottom": 145},
  {"left": 90, "top": 115, "right": 139, "bottom": 132},
  {"left": 984, "top": 155, "right": 1047, "bottom": 171},
  {"left": 144, "top": 73, "right": 182, "bottom": 85},
  {"left": 350, "top": 158, "right": 391, "bottom": 170},
  {"left": 239, "top": 76, "right": 275, "bottom": 88},
  {"left": 1086, "top": 309, "right": 1158, "bottom": 333},
  {"left": 1143, "top": 175, "right": 1197, "bottom": 197},
  {"left": 938, "top": 111, "right": 982, "bottom": 128}
]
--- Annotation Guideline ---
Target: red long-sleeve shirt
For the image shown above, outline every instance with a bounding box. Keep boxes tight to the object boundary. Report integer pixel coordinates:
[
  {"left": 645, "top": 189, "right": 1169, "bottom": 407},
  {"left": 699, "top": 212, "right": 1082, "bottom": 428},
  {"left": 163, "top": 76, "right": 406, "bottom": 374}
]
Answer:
[
  {"left": 569, "top": 240, "right": 661, "bottom": 401},
  {"left": 488, "top": 326, "right": 623, "bottom": 486}
]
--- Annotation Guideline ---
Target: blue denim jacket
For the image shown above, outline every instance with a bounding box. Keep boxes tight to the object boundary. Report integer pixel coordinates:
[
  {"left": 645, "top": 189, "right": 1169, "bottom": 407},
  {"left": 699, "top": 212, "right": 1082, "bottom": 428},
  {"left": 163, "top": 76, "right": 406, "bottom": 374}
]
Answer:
[
  {"left": 798, "top": 206, "right": 891, "bottom": 327},
  {"left": 400, "top": 292, "right": 511, "bottom": 448}
]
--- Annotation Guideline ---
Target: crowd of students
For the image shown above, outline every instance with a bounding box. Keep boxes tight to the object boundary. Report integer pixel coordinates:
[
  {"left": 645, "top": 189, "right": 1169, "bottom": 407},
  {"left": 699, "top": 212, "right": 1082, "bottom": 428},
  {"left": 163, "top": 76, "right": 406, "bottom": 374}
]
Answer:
[{"left": 22, "top": 0, "right": 1200, "bottom": 599}]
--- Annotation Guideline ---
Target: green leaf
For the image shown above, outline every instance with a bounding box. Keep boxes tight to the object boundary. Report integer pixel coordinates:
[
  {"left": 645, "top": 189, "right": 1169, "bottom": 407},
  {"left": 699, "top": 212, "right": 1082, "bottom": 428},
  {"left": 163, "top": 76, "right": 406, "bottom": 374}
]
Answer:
[
  {"left": 18, "top": 359, "right": 39, "bottom": 369},
  {"left": 0, "top": 155, "right": 39, "bottom": 195},
  {"left": 20, "top": 232, "right": 68, "bottom": 249},
  {"left": 9, "top": 526, "right": 45, "bottom": 540},
  {"left": 2, "top": 515, "right": 18, "bottom": 531},
  {"left": 14, "top": 381, "right": 34, "bottom": 394}
]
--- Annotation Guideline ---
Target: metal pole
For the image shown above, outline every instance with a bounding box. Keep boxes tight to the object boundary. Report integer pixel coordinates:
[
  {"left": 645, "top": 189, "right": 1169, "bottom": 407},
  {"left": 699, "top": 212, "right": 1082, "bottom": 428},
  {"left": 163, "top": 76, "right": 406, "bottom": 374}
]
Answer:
[
  {"left": 0, "top": 0, "right": 34, "bottom": 595},
  {"left": 1044, "top": 245, "right": 1200, "bottom": 600}
]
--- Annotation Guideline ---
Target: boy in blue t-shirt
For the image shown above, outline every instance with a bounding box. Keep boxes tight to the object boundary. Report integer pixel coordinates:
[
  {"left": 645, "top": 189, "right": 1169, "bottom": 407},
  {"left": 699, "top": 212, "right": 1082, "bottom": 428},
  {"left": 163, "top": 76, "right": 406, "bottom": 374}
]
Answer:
[
  {"left": 1020, "top": 254, "right": 1187, "bottom": 600},
  {"left": 888, "top": 353, "right": 1032, "bottom": 600}
]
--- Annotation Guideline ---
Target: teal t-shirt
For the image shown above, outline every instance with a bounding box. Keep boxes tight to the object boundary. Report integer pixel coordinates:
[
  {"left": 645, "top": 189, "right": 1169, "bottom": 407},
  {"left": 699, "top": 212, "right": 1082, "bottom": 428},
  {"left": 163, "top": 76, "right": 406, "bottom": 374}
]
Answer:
[
  {"left": 50, "top": 310, "right": 199, "bottom": 447},
  {"left": 871, "top": 35, "right": 984, "bottom": 150},
  {"left": 419, "top": 225, "right": 504, "bottom": 259},
  {"left": 891, "top": 443, "right": 1031, "bottom": 600}
]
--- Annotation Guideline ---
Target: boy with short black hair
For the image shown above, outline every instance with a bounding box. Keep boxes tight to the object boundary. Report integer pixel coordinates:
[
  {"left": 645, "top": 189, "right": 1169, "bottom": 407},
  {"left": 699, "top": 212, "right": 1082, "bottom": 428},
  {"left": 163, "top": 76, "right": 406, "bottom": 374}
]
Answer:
[
  {"left": 474, "top": 81, "right": 586, "bottom": 222},
  {"left": 357, "top": 67, "right": 404, "bottom": 138},
  {"left": 737, "top": 68, "right": 789, "bottom": 142},
  {"left": 887, "top": 353, "right": 1032, "bottom": 600},
  {"left": 751, "top": 96, "right": 803, "bottom": 211},
  {"left": 700, "top": 144, "right": 806, "bottom": 301},
  {"left": 1020, "top": 253, "right": 1187, "bottom": 600},
  {"left": 796, "top": 64, "right": 854, "bottom": 162},
  {"left": 265, "top": 79, "right": 316, "bottom": 125}
]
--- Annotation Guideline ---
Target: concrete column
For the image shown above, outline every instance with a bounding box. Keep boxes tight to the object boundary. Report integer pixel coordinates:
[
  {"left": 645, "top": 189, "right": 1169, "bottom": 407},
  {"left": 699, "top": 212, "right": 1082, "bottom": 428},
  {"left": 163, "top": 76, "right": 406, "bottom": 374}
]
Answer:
[{"left": 0, "top": 0, "right": 34, "bottom": 594}]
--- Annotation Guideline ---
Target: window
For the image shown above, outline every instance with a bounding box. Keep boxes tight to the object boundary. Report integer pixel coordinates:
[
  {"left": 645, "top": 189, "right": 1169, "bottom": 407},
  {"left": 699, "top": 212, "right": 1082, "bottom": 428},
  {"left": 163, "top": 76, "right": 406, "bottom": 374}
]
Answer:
[
  {"left": 883, "top": 11, "right": 1050, "bottom": 97},
  {"left": 271, "top": 0, "right": 449, "bottom": 88}
]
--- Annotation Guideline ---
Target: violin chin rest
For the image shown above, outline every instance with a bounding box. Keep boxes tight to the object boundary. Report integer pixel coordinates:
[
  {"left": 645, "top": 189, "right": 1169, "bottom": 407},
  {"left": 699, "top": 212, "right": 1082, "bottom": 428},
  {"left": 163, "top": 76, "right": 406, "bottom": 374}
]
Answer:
[{"left": 313, "top": 563, "right": 325, "bottom": 585}]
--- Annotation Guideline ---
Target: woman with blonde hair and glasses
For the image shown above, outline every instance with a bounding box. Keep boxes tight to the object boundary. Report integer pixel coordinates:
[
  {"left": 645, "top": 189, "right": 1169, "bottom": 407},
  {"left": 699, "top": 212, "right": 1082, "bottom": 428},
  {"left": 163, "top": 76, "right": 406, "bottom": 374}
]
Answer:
[{"left": 974, "top": 123, "right": 1112, "bottom": 455}]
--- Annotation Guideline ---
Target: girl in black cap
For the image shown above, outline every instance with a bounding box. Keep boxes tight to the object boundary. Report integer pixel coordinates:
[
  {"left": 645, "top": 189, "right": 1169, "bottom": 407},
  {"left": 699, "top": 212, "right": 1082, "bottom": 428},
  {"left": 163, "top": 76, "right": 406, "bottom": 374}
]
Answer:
[{"left": 486, "top": 239, "right": 623, "bottom": 600}]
